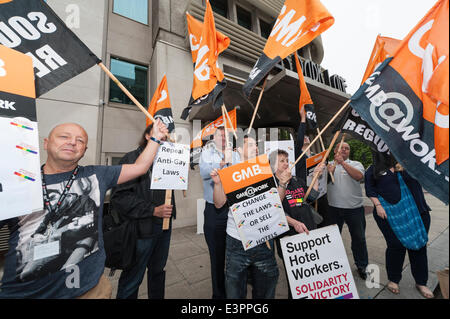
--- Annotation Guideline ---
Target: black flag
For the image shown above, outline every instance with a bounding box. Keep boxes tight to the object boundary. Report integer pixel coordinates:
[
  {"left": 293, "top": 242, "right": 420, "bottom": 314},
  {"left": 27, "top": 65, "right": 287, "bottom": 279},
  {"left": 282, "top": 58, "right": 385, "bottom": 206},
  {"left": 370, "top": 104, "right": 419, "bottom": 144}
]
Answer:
[{"left": 0, "top": 0, "right": 100, "bottom": 97}]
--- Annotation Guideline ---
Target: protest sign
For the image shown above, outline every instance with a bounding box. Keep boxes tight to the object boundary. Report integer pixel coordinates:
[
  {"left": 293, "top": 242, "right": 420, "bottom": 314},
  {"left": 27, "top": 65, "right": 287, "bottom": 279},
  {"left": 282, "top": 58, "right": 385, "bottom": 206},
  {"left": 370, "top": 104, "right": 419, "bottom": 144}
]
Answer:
[
  {"left": 280, "top": 225, "right": 359, "bottom": 299},
  {"left": 306, "top": 150, "right": 327, "bottom": 198},
  {"left": 218, "top": 154, "right": 289, "bottom": 250},
  {"left": 264, "top": 140, "right": 296, "bottom": 176},
  {"left": 0, "top": 45, "right": 43, "bottom": 221},
  {"left": 151, "top": 142, "right": 190, "bottom": 191}
]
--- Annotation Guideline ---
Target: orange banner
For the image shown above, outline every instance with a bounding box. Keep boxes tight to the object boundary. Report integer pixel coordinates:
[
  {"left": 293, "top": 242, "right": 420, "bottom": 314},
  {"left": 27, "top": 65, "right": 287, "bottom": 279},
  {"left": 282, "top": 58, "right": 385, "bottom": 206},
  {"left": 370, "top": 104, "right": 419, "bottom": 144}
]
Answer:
[
  {"left": 146, "top": 75, "right": 174, "bottom": 131},
  {"left": 0, "top": 45, "right": 35, "bottom": 98},
  {"left": 191, "top": 108, "right": 237, "bottom": 149},
  {"left": 389, "top": 0, "right": 449, "bottom": 164},
  {"left": 294, "top": 53, "right": 313, "bottom": 113},
  {"left": 218, "top": 155, "right": 273, "bottom": 194},
  {"left": 191, "top": 0, "right": 230, "bottom": 100},
  {"left": 361, "top": 35, "right": 400, "bottom": 85},
  {"left": 264, "top": 0, "right": 334, "bottom": 60}
]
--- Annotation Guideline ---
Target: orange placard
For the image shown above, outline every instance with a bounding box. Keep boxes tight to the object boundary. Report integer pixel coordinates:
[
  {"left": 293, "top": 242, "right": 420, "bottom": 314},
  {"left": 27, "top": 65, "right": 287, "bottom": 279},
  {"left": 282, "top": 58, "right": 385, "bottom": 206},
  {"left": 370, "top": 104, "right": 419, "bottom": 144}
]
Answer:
[
  {"left": 218, "top": 154, "right": 273, "bottom": 194},
  {"left": 0, "top": 45, "right": 35, "bottom": 98}
]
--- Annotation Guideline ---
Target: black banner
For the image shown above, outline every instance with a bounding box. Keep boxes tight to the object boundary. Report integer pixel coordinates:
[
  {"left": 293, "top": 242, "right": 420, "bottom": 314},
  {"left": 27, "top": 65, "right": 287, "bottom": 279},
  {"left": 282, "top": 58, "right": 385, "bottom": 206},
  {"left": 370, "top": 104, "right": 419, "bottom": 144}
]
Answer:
[
  {"left": 350, "top": 59, "right": 449, "bottom": 205},
  {"left": 154, "top": 107, "right": 175, "bottom": 133},
  {"left": 242, "top": 53, "right": 281, "bottom": 99},
  {"left": 304, "top": 104, "right": 318, "bottom": 131},
  {"left": 0, "top": 91, "right": 36, "bottom": 121},
  {"left": 0, "top": 0, "right": 100, "bottom": 97},
  {"left": 181, "top": 81, "right": 226, "bottom": 120}
]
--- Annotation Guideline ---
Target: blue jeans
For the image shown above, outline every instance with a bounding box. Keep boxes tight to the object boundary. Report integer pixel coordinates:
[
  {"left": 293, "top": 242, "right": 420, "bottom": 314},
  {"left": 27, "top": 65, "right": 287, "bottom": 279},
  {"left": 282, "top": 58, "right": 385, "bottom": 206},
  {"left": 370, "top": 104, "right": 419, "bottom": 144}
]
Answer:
[
  {"left": 225, "top": 235, "right": 279, "bottom": 299},
  {"left": 329, "top": 206, "right": 369, "bottom": 270},
  {"left": 116, "top": 223, "right": 171, "bottom": 299}
]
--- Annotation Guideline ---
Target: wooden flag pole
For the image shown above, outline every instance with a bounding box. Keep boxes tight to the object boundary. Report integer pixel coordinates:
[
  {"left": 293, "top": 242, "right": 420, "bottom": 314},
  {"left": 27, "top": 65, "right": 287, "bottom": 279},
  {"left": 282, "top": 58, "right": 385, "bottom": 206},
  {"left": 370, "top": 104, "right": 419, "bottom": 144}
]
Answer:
[
  {"left": 223, "top": 105, "right": 238, "bottom": 140},
  {"left": 222, "top": 106, "right": 231, "bottom": 150},
  {"left": 290, "top": 100, "right": 351, "bottom": 171},
  {"left": 162, "top": 131, "right": 177, "bottom": 230},
  {"left": 247, "top": 78, "right": 268, "bottom": 134},
  {"left": 99, "top": 63, "right": 156, "bottom": 123},
  {"left": 316, "top": 128, "right": 326, "bottom": 152},
  {"left": 304, "top": 130, "right": 340, "bottom": 200}
]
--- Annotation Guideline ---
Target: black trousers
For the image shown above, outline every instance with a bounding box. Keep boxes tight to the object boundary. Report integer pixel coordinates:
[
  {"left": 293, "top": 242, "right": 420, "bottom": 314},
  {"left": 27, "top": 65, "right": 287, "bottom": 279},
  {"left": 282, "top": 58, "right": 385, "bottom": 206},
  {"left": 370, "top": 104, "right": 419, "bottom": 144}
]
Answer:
[
  {"left": 373, "top": 210, "right": 431, "bottom": 286},
  {"left": 203, "top": 203, "right": 228, "bottom": 299}
]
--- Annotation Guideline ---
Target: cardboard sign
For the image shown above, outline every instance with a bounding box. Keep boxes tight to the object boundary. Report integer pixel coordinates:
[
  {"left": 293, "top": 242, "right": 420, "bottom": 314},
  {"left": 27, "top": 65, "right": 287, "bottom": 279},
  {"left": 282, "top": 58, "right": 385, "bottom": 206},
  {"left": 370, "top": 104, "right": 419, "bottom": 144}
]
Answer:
[
  {"left": 0, "top": 45, "right": 43, "bottom": 221},
  {"left": 218, "top": 154, "right": 289, "bottom": 250},
  {"left": 280, "top": 225, "right": 359, "bottom": 299},
  {"left": 306, "top": 150, "right": 327, "bottom": 198},
  {"left": 150, "top": 142, "right": 190, "bottom": 190},
  {"left": 264, "top": 140, "right": 296, "bottom": 176}
]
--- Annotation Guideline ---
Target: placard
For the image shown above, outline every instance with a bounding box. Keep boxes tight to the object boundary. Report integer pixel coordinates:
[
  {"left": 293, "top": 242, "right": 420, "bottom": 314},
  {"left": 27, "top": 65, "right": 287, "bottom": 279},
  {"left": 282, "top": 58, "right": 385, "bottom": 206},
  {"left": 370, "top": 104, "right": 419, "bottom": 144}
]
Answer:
[
  {"left": 280, "top": 225, "right": 359, "bottom": 299},
  {"left": 218, "top": 154, "right": 289, "bottom": 250},
  {"left": 306, "top": 150, "right": 327, "bottom": 198},
  {"left": 264, "top": 140, "right": 296, "bottom": 176},
  {"left": 0, "top": 45, "right": 43, "bottom": 221},
  {"left": 150, "top": 142, "right": 190, "bottom": 190}
]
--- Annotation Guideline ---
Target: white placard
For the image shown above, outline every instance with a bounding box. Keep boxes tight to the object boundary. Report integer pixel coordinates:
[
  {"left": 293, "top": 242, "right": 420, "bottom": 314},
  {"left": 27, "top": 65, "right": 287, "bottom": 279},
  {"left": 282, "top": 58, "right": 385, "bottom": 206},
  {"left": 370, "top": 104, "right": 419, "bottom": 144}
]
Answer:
[
  {"left": 280, "top": 225, "right": 359, "bottom": 299},
  {"left": 151, "top": 142, "right": 190, "bottom": 190},
  {"left": 264, "top": 140, "right": 296, "bottom": 176},
  {"left": 306, "top": 150, "right": 327, "bottom": 199}
]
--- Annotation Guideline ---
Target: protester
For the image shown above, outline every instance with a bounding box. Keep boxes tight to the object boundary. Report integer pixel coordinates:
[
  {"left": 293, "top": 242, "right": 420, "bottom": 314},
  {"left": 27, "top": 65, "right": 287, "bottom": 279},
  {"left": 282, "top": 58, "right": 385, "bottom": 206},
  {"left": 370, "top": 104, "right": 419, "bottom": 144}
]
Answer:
[
  {"left": 269, "top": 148, "right": 325, "bottom": 298},
  {"left": 210, "top": 134, "right": 283, "bottom": 299},
  {"left": 199, "top": 126, "right": 240, "bottom": 299},
  {"left": 327, "top": 142, "right": 369, "bottom": 279},
  {"left": 109, "top": 124, "right": 175, "bottom": 299},
  {"left": 0, "top": 120, "right": 168, "bottom": 298},
  {"left": 365, "top": 164, "right": 434, "bottom": 298}
]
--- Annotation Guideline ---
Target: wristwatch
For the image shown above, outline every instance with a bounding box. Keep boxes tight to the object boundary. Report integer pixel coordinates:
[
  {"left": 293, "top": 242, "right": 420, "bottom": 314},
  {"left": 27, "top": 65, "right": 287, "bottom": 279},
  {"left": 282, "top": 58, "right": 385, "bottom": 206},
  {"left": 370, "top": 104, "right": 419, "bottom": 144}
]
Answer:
[{"left": 150, "top": 136, "right": 163, "bottom": 145}]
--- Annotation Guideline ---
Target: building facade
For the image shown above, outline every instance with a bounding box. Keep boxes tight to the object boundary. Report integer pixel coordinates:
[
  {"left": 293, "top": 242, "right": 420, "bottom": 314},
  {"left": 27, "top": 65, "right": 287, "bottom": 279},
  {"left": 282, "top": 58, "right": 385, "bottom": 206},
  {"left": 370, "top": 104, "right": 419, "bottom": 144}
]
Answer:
[{"left": 31, "top": 0, "right": 350, "bottom": 230}]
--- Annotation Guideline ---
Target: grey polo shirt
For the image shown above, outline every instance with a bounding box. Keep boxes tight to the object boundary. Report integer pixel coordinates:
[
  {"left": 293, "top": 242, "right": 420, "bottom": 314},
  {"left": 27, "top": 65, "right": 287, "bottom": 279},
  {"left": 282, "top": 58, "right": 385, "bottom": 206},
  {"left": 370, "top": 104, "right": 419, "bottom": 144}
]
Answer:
[{"left": 327, "top": 159, "right": 365, "bottom": 209}]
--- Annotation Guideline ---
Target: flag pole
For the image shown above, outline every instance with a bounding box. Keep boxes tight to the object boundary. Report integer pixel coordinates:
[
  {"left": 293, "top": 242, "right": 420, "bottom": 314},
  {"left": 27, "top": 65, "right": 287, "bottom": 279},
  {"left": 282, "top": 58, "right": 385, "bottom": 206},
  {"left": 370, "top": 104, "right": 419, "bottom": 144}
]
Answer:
[
  {"left": 222, "top": 105, "right": 238, "bottom": 140},
  {"left": 290, "top": 100, "right": 351, "bottom": 171},
  {"left": 304, "top": 130, "right": 340, "bottom": 200},
  {"left": 162, "top": 131, "right": 177, "bottom": 230},
  {"left": 98, "top": 63, "right": 156, "bottom": 123},
  {"left": 247, "top": 77, "right": 268, "bottom": 134}
]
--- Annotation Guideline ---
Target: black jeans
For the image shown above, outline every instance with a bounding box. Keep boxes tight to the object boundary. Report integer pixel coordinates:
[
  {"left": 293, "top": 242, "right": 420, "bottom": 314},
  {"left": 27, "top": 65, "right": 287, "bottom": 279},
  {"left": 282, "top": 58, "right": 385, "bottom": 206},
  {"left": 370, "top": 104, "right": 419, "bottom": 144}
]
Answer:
[
  {"left": 373, "top": 209, "right": 430, "bottom": 285},
  {"left": 329, "top": 206, "right": 369, "bottom": 270},
  {"left": 203, "top": 203, "right": 228, "bottom": 299}
]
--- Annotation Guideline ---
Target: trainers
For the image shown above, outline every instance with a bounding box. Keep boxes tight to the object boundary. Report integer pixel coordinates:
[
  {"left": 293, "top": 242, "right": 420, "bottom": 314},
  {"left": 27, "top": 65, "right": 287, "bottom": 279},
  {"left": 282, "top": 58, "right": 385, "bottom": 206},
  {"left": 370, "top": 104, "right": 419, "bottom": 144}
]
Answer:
[{"left": 357, "top": 268, "right": 367, "bottom": 280}]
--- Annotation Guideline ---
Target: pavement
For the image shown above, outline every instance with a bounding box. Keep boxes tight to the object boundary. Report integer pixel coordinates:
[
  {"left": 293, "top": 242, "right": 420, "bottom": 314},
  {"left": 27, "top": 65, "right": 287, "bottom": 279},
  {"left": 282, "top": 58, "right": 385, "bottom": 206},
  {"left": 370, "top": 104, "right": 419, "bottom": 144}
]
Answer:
[
  {"left": 104, "top": 191, "right": 449, "bottom": 300},
  {"left": 0, "top": 190, "right": 448, "bottom": 299}
]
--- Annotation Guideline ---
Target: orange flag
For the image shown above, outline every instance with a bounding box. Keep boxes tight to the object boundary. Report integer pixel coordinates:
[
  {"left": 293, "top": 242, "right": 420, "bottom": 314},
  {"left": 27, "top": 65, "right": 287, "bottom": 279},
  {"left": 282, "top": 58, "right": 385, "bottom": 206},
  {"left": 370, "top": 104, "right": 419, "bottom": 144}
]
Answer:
[
  {"left": 186, "top": 12, "right": 229, "bottom": 64},
  {"left": 243, "top": 0, "right": 334, "bottom": 97},
  {"left": 389, "top": 0, "right": 449, "bottom": 164},
  {"left": 191, "top": 0, "right": 230, "bottom": 101},
  {"left": 361, "top": 35, "right": 400, "bottom": 85},
  {"left": 146, "top": 75, "right": 174, "bottom": 132}
]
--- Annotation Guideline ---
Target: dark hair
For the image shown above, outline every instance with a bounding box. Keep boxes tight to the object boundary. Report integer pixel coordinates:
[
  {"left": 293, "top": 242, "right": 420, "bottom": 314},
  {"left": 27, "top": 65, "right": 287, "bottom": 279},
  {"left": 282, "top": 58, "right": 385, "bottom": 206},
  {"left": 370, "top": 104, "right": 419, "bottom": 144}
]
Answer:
[
  {"left": 139, "top": 124, "right": 153, "bottom": 148},
  {"left": 237, "top": 134, "right": 254, "bottom": 149}
]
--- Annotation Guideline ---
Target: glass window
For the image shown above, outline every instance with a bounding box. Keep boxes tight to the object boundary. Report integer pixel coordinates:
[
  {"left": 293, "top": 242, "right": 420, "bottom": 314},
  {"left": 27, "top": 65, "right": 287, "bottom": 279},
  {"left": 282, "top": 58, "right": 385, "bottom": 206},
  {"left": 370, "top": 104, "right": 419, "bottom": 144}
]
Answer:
[
  {"left": 109, "top": 57, "right": 148, "bottom": 107},
  {"left": 237, "top": 6, "right": 252, "bottom": 30},
  {"left": 259, "top": 19, "right": 273, "bottom": 39},
  {"left": 113, "top": 0, "right": 148, "bottom": 24},
  {"left": 209, "top": 0, "right": 228, "bottom": 18}
]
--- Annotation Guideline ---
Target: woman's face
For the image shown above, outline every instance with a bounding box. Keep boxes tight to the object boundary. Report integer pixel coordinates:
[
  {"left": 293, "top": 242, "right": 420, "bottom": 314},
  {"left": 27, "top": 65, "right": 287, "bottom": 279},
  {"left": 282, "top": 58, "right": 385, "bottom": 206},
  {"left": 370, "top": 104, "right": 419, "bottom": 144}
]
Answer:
[{"left": 276, "top": 155, "right": 290, "bottom": 175}]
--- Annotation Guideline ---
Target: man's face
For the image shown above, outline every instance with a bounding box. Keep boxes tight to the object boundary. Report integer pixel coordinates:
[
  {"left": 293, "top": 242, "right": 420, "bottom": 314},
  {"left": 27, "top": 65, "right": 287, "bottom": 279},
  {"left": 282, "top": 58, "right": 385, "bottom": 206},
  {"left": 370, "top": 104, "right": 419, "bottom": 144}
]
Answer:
[
  {"left": 44, "top": 123, "right": 88, "bottom": 164},
  {"left": 243, "top": 137, "right": 258, "bottom": 160},
  {"left": 213, "top": 128, "right": 226, "bottom": 150},
  {"left": 335, "top": 142, "right": 350, "bottom": 160},
  {"left": 275, "top": 154, "right": 289, "bottom": 174}
]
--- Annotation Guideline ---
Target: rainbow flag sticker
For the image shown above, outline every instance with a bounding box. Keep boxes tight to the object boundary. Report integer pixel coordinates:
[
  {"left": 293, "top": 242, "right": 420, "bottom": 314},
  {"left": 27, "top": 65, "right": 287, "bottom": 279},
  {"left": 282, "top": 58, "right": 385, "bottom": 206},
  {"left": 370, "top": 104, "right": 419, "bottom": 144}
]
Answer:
[
  {"left": 16, "top": 145, "right": 38, "bottom": 155},
  {"left": 232, "top": 205, "right": 240, "bottom": 212},
  {"left": 274, "top": 203, "right": 282, "bottom": 209},
  {"left": 10, "top": 122, "right": 33, "bottom": 131},
  {"left": 14, "top": 171, "right": 36, "bottom": 182},
  {"left": 179, "top": 177, "right": 186, "bottom": 183},
  {"left": 153, "top": 177, "right": 162, "bottom": 182},
  {"left": 245, "top": 240, "right": 253, "bottom": 249},
  {"left": 238, "top": 220, "right": 245, "bottom": 228}
]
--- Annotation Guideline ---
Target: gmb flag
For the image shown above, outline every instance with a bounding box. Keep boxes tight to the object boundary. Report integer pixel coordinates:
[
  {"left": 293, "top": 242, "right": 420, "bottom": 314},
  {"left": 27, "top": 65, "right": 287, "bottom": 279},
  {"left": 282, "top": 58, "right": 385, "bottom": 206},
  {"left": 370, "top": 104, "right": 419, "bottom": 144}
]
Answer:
[
  {"left": 350, "top": 0, "right": 449, "bottom": 204},
  {"left": 0, "top": 0, "right": 100, "bottom": 97},
  {"left": 294, "top": 53, "right": 317, "bottom": 131},
  {"left": 181, "top": 1, "right": 230, "bottom": 120},
  {"left": 242, "top": 0, "right": 334, "bottom": 98},
  {"left": 147, "top": 75, "right": 175, "bottom": 133}
]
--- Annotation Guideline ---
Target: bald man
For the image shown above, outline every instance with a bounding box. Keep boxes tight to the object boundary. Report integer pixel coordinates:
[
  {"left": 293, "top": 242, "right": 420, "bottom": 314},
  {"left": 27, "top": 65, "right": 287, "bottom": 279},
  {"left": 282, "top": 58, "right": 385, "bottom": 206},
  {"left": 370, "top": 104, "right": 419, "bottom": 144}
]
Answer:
[
  {"left": 327, "top": 142, "right": 369, "bottom": 280},
  {"left": 0, "top": 120, "right": 168, "bottom": 299}
]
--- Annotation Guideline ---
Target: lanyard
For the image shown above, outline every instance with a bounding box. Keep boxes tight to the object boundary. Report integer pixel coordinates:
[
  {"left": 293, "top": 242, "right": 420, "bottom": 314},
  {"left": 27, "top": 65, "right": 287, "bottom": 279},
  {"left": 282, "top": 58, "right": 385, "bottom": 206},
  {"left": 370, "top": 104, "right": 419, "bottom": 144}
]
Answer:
[{"left": 41, "top": 165, "right": 80, "bottom": 217}]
